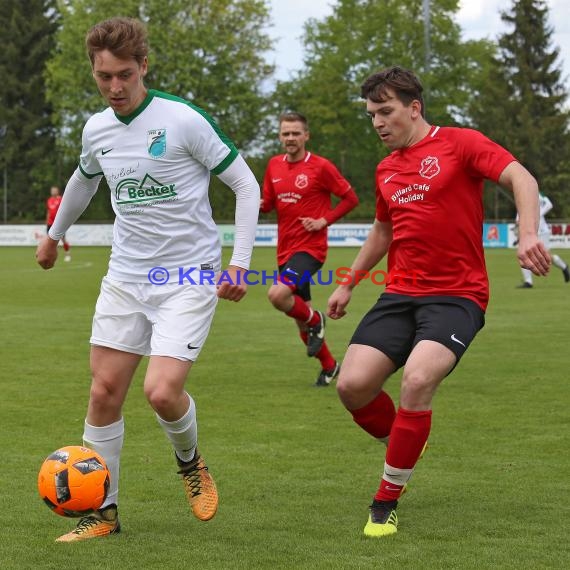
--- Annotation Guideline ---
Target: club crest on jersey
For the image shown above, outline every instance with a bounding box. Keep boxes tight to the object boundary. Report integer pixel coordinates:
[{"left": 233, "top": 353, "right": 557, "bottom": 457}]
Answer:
[
  {"left": 148, "top": 129, "right": 166, "bottom": 159},
  {"left": 295, "top": 174, "right": 308, "bottom": 189},
  {"left": 419, "top": 156, "right": 440, "bottom": 179}
]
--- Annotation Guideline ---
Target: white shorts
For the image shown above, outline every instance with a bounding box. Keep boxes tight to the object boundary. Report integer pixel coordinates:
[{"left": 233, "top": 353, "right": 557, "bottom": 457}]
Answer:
[
  {"left": 539, "top": 232, "right": 551, "bottom": 250},
  {"left": 91, "top": 276, "right": 218, "bottom": 361}
]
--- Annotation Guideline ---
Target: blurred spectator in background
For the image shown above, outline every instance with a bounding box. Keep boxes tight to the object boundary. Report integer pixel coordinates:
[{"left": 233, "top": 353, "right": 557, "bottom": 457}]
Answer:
[
  {"left": 516, "top": 193, "right": 569, "bottom": 287},
  {"left": 46, "top": 185, "right": 71, "bottom": 262}
]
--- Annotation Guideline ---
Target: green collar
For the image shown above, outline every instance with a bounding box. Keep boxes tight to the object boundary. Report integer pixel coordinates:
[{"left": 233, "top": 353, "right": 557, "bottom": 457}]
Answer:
[{"left": 114, "top": 89, "right": 155, "bottom": 125}]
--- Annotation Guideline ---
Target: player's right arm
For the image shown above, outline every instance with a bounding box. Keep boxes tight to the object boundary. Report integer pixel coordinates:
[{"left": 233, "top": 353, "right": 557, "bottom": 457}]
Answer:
[
  {"left": 327, "top": 219, "right": 392, "bottom": 319},
  {"left": 500, "top": 161, "right": 550, "bottom": 276},
  {"left": 36, "top": 170, "right": 101, "bottom": 269}
]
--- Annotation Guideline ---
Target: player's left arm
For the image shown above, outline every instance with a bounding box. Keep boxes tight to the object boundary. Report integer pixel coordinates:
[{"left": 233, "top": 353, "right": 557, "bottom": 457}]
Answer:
[
  {"left": 216, "top": 154, "right": 260, "bottom": 301},
  {"left": 499, "top": 161, "right": 551, "bottom": 275},
  {"left": 37, "top": 170, "right": 100, "bottom": 269},
  {"left": 319, "top": 186, "right": 359, "bottom": 227},
  {"left": 300, "top": 163, "right": 359, "bottom": 232}
]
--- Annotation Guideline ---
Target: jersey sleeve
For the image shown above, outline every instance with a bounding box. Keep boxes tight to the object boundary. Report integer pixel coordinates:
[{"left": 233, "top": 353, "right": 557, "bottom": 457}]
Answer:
[
  {"left": 216, "top": 155, "right": 260, "bottom": 270},
  {"left": 317, "top": 158, "right": 358, "bottom": 224},
  {"left": 182, "top": 107, "right": 239, "bottom": 175},
  {"left": 47, "top": 169, "right": 100, "bottom": 240},
  {"left": 451, "top": 128, "right": 516, "bottom": 182},
  {"left": 320, "top": 159, "right": 352, "bottom": 198},
  {"left": 78, "top": 120, "right": 104, "bottom": 179}
]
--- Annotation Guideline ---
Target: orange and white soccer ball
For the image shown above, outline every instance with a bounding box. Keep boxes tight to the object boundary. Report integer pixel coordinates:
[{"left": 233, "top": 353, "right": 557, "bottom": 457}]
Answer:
[{"left": 38, "top": 446, "right": 110, "bottom": 517}]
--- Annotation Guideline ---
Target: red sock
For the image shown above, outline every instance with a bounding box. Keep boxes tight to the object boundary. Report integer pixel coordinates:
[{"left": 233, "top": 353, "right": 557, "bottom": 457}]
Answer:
[
  {"left": 306, "top": 310, "right": 320, "bottom": 327},
  {"left": 286, "top": 295, "right": 312, "bottom": 322},
  {"left": 350, "top": 391, "right": 396, "bottom": 439},
  {"left": 299, "top": 330, "right": 334, "bottom": 369},
  {"left": 63, "top": 242, "right": 70, "bottom": 252},
  {"left": 375, "top": 407, "right": 432, "bottom": 502},
  {"left": 315, "top": 341, "right": 335, "bottom": 371}
]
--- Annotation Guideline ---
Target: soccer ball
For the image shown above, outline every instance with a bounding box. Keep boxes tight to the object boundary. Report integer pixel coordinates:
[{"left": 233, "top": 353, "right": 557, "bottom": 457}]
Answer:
[{"left": 37, "top": 445, "right": 110, "bottom": 517}]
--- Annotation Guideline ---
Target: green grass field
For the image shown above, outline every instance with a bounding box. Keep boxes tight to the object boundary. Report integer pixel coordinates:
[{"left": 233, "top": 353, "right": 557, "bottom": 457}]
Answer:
[{"left": 0, "top": 246, "right": 568, "bottom": 569}]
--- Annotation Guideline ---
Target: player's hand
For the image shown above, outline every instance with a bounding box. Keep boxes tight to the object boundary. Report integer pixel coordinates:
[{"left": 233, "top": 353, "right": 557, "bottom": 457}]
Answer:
[
  {"left": 327, "top": 286, "right": 352, "bottom": 320},
  {"left": 517, "top": 234, "right": 551, "bottom": 276},
  {"left": 36, "top": 236, "right": 60, "bottom": 270},
  {"left": 299, "top": 217, "right": 327, "bottom": 232},
  {"left": 217, "top": 265, "right": 248, "bottom": 302}
]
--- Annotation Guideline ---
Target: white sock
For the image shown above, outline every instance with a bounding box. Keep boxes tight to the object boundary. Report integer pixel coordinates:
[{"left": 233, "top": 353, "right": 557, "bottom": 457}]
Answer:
[
  {"left": 83, "top": 417, "right": 124, "bottom": 508},
  {"left": 156, "top": 394, "right": 197, "bottom": 463},
  {"left": 552, "top": 254, "right": 568, "bottom": 271},
  {"left": 521, "top": 268, "right": 533, "bottom": 284}
]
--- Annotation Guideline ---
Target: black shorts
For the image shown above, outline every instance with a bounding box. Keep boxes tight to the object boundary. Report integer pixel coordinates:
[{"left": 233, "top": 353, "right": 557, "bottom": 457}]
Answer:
[
  {"left": 350, "top": 293, "right": 485, "bottom": 369},
  {"left": 278, "top": 252, "right": 323, "bottom": 301}
]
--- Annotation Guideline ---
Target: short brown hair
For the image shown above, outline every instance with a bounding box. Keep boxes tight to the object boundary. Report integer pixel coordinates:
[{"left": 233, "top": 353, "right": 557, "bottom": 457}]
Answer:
[
  {"left": 278, "top": 111, "right": 308, "bottom": 130},
  {"left": 86, "top": 17, "right": 148, "bottom": 66},
  {"left": 361, "top": 66, "right": 425, "bottom": 117}
]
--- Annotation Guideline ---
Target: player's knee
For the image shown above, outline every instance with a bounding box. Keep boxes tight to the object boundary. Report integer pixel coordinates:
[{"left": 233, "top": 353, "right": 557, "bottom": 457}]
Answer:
[
  {"left": 267, "top": 283, "right": 291, "bottom": 309},
  {"left": 336, "top": 378, "right": 351, "bottom": 407},
  {"left": 144, "top": 385, "right": 176, "bottom": 415},
  {"left": 400, "top": 371, "right": 437, "bottom": 407},
  {"left": 88, "top": 379, "right": 120, "bottom": 410},
  {"left": 336, "top": 368, "right": 368, "bottom": 409}
]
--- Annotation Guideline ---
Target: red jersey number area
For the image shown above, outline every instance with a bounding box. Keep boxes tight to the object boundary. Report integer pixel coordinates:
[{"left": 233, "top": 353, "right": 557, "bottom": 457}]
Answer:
[
  {"left": 376, "top": 126, "right": 516, "bottom": 310},
  {"left": 262, "top": 153, "right": 352, "bottom": 265}
]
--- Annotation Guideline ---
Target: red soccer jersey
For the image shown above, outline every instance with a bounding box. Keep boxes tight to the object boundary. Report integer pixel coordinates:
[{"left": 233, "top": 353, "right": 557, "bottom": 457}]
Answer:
[
  {"left": 262, "top": 152, "right": 354, "bottom": 265},
  {"left": 375, "top": 126, "right": 516, "bottom": 310},
  {"left": 46, "top": 195, "right": 62, "bottom": 225}
]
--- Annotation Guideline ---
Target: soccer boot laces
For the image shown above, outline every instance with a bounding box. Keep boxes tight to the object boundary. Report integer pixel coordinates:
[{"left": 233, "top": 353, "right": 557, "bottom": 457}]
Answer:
[
  {"left": 176, "top": 449, "right": 218, "bottom": 521},
  {"left": 55, "top": 504, "right": 120, "bottom": 542}
]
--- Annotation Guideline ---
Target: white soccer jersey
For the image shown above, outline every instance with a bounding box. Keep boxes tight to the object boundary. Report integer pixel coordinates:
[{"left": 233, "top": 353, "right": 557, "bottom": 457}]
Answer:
[{"left": 79, "top": 89, "right": 240, "bottom": 282}]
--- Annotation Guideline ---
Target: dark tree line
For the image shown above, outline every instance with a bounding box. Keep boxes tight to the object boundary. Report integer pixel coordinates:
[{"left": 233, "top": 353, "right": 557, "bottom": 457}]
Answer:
[
  {"left": 0, "top": 0, "right": 59, "bottom": 221},
  {"left": 468, "top": 0, "right": 570, "bottom": 219},
  {"left": 0, "top": 0, "right": 568, "bottom": 223}
]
